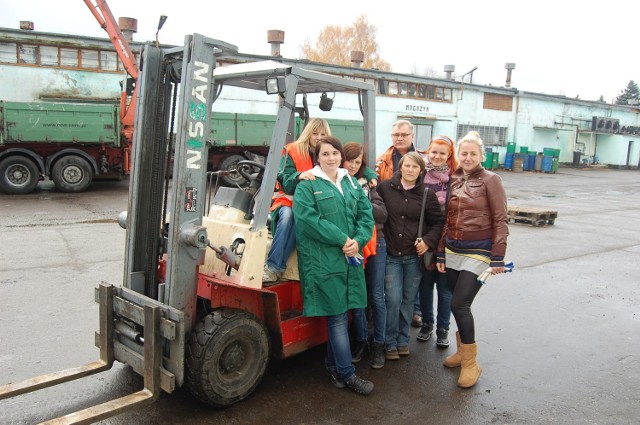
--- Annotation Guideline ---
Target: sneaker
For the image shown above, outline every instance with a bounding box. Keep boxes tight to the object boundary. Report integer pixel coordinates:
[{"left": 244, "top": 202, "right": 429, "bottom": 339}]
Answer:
[
  {"left": 385, "top": 348, "right": 400, "bottom": 360},
  {"left": 397, "top": 345, "right": 410, "bottom": 356},
  {"left": 345, "top": 374, "right": 374, "bottom": 395},
  {"left": 262, "top": 266, "right": 279, "bottom": 283},
  {"left": 436, "top": 328, "right": 449, "bottom": 348},
  {"left": 351, "top": 340, "right": 369, "bottom": 363},
  {"left": 326, "top": 367, "right": 346, "bottom": 389},
  {"left": 370, "top": 342, "right": 385, "bottom": 369},
  {"left": 411, "top": 313, "right": 423, "bottom": 328},
  {"left": 416, "top": 323, "right": 434, "bottom": 342}
]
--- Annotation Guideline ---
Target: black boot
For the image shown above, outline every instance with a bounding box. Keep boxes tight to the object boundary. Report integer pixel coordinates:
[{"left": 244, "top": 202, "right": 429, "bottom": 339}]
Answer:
[
  {"left": 370, "top": 342, "right": 385, "bottom": 369},
  {"left": 326, "top": 367, "right": 346, "bottom": 389},
  {"left": 436, "top": 327, "right": 449, "bottom": 348},
  {"left": 345, "top": 374, "right": 374, "bottom": 395},
  {"left": 351, "top": 340, "right": 369, "bottom": 363}
]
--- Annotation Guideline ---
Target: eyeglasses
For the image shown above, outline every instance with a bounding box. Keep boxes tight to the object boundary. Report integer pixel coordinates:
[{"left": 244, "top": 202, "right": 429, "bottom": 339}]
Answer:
[{"left": 392, "top": 133, "right": 413, "bottom": 139}]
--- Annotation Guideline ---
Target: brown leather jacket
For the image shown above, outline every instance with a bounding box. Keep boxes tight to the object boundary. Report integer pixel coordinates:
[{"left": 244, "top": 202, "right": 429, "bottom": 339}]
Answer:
[{"left": 437, "top": 166, "right": 509, "bottom": 259}]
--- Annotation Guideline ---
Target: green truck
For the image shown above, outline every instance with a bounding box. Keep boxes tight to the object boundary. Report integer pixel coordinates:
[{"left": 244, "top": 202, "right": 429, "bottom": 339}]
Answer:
[
  {"left": 0, "top": 101, "right": 365, "bottom": 194},
  {"left": 0, "top": 101, "right": 124, "bottom": 194}
]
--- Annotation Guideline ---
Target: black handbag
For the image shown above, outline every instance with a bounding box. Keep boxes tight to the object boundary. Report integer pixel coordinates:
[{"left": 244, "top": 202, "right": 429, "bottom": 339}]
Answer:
[{"left": 417, "top": 188, "right": 435, "bottom": 269}]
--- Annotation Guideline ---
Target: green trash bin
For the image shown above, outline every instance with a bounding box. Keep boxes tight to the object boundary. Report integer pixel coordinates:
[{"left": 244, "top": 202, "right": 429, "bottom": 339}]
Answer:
[
  {"left": 491, "top": 152, "right": 499, "bottom": 169},
  {"left": 507, "top": 142, "right": 516, "bottom": 153},
  {"left": 483, "top": 151, "right": 494, "bottom": 169},
  {"left": 551, "top": 157, "right": 559, "bottom": 173}
]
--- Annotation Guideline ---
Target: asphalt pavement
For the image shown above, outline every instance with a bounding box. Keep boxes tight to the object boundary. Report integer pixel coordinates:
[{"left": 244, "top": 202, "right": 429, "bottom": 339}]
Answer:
[{"left": 0, "top": 167, "right": 639, "bottom": 425}]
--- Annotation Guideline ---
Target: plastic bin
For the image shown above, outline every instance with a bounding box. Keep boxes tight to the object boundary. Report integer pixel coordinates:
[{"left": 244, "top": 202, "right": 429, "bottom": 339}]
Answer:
[
  {"left": 504, "top": 152, "right": 514, "bottom": 170},
  {"left": 534, "top": 153, "right": 543, "bottom": 171},
  {"left": 491, "top": 152, "right": 499, "bottom": 169}
]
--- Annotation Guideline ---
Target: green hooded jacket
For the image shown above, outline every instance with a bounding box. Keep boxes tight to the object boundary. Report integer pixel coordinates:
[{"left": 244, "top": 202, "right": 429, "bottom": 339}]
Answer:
[{"left": 293, "top": 167, "right": 374, "bottom": 317}]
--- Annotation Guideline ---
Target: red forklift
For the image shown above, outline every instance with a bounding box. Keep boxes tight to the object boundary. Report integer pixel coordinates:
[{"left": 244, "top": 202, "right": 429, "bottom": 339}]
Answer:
[{"left": 0, "top": 33, "right": 376, "bottom": 422}]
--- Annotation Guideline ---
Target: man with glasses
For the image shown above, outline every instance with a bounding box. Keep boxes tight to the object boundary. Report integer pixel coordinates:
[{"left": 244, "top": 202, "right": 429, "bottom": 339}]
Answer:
[{"left": 376, "top": 120, "right": 421, "bottom": 182}]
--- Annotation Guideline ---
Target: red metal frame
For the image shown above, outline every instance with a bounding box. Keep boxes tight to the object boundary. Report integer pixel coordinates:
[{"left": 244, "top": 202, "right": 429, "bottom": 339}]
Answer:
[{"left": 197, "top": 274, "right": 327, "bottom": 359}]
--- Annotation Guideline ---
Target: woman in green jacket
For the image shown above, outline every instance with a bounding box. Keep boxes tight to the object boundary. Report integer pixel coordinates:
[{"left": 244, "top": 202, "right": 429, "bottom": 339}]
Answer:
[{"left": 293, "top": 136, "right": 375, "bottom": 395}]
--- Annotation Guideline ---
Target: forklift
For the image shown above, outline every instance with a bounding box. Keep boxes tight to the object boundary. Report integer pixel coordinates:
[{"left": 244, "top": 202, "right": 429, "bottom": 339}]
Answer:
[{"left": 0, "top": 33, "right": 376, "bottom": 423}]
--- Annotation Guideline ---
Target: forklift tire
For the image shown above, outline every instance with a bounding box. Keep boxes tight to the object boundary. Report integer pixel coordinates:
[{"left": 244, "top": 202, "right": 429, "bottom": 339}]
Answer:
[
  {"left": 185, "top": 308, "right": 270, "bottom": 407},
  {"left": 51, "top": 155, "right": 93, "bottom": 193},
  {"left": 0, "top": 156, "right": 39, "bottom": 194},
  {"left": 219, "top": 155, "right": 249, "bottom": 187}
]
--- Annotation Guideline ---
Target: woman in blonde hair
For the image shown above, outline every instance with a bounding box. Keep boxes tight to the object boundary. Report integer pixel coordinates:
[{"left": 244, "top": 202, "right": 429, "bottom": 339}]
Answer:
[
  {"left": 436, "top": 131, "right": 509, "bottom": 389},
  {"left": 263, "top": 118, "right": 331, "bottom": 282}
]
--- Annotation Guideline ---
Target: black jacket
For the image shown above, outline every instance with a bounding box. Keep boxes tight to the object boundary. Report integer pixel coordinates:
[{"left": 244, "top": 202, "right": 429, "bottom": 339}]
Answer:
[{"left": 377, "top": 172, "right": 444, "bottom": 256}]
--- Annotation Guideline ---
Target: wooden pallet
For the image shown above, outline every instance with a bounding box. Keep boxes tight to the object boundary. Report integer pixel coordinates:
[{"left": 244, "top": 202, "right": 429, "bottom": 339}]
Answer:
[{"left": 507, "top": 206, "right": 557, "bottom": 226}]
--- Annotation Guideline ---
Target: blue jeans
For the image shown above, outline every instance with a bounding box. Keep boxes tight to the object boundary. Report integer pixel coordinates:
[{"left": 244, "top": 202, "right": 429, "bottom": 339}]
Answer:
[
  {"left": 384, "top": 254, "right": 422, "bottom": 349},
  {"left": 353, "top": 236, "right": 387, "bottom": 345},
  {"left": 266, "top": 206, "right": 296, "bottom": 274},
  {"left": 415, "top": 268, "right": 452, "bottom": 329},
  {"left": 325, "top": 312, "right": 356, "bottom": 380}
]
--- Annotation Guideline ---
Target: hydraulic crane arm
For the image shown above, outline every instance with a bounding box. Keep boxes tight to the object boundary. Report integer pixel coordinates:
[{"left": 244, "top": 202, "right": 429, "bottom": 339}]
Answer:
[{"left": 83, "top": 0, "right": 138, "bottom": 79}]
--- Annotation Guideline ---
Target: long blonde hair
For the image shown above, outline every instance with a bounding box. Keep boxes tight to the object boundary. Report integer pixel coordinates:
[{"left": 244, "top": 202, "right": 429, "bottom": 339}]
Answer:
[{"left": 295, "top": 118, "right": 332, "bottom": 160}]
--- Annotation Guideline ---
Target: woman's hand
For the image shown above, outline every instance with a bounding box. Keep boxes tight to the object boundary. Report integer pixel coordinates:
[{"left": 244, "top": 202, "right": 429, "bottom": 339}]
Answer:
[
  {"left": 491, "top": 266, "right": 505, "bottom": 275},
  {"left": 436, "top": 263, "right": 446, "bottom": 273},
  {"left": 414, "top": 239, "right": 428, "bottom": 256},
  {"left": 298, "top": 171, "right": 315, "bottom": 181},
  {"left": 368, "top": 178, "right": 378, "bottom": 188},
  {"left": 342, "top": 237, "right": 360, "bottom": 257}
]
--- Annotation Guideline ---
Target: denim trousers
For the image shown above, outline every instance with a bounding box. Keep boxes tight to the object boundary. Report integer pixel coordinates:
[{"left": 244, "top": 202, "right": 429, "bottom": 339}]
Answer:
[
  {"left": 415, "top": 268, "right": 452, "bottom": 330},
  {"left": 266, "top": 206, "right": 296, "bottom": 274},
  {"left": 325, "top": 312, "right": 356, "bottom": 380},
  {"left": 353, "top": 236, "right": 387, "bottom": 345},
  {"left": 384, "top": 254, "right": 422, "bottom": 349}
]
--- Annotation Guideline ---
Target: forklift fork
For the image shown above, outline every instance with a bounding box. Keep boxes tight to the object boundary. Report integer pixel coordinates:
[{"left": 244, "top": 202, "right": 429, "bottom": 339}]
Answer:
[{"left": 0, "top": 283, "right": 172, "bottom": 424}]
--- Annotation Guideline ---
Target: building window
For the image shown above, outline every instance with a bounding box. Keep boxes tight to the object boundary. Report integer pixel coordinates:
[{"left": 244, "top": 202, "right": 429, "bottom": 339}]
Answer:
[
  {"left": 81, "top": 49, "right": 99, "bottom": 69},
  {"left": 373, "top": 79, "right": 452, "bottom": 103},
  {"left": 457, "top": 124, "right": 508, "bottom": 147},
  {"left": 100, "top": 51, "right": 118, "bottom": 71},
  {"left": 40, "top": 46, "right": 59, "bottom": 66},
  {"left": 18, "top": 44, "right": 38, "bottom": 64},
  {"left": 0, "top": 42, "right": 17, "bottom": 63},
  {"left": 60, "top": 48, "right": 78, "bottom": 67}
]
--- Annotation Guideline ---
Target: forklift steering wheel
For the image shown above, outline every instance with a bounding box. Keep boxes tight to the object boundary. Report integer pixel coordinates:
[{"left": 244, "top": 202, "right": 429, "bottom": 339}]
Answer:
[{"left": 236, "top": 160, "right": 265, "bottom": 184}]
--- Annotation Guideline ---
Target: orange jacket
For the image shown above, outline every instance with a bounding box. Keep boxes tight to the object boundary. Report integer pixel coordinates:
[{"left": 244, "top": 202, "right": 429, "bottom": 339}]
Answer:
[
  {"left": 270, "top": 143, "right": 314, "bottom": 211},
  {"left": 376, "top": 145, "right": 426, "bottom": 182},
  {"left": 375, "top": 146, "right": 396, "bottom": 182}
]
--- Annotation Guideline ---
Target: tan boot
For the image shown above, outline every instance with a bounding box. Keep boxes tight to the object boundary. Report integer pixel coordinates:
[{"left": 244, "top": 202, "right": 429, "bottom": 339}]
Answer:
[
  {"left": 458, "top": 342, "right": 482, "bottom": 388},
  {"left": 443, "top": 331, "right": 462, "bottom": 368}
]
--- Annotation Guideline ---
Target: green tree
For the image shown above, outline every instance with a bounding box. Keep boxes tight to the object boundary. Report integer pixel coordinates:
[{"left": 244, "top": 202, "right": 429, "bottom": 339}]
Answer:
[
  {"left": 614, "top": 80, "right": 640, "bottom": 105},
  {"left": 302, "top": 15, "right": 391, "bottom": 71}
]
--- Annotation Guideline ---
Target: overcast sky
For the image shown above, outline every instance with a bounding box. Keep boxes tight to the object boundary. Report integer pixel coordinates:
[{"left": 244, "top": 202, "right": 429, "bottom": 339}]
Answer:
[{"left": 1, "top": 0, "right": 637, "bottom": 103}]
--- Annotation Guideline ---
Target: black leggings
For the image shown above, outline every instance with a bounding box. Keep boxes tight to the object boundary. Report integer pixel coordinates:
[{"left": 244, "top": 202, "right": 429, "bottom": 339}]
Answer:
[{"left": 446, "top": 269, "right": 482, "bottom": 344}]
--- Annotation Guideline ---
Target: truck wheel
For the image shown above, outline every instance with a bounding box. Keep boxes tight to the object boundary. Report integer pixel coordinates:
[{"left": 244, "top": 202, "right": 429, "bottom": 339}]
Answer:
[
  {"left": 185, "top": 308, "right": 270, "bottom": 407},
  {"left": 219, "top": 155, "right": 249, "bottom": 187},
  {"left": 0, "top": 156, "right": 39, "bottom": 194},
  {"left": 51, "top": 156, "right": 92, "bottom": 193}
]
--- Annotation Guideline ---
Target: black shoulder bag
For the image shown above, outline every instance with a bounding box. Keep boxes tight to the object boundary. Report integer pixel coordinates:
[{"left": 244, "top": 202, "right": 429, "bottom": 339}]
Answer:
[{"left": 417, "top": 188, "right": 434, "bottom": 269}]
